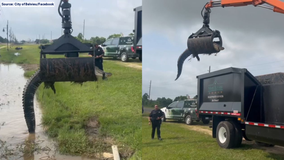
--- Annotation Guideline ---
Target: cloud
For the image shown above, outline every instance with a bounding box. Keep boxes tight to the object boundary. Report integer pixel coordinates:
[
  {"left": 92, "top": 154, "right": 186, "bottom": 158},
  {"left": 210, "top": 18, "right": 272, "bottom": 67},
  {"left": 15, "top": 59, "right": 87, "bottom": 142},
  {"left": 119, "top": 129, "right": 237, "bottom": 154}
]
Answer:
[
  {"left": 142, "top": 0, "right": 284, "bottom": 100},
  {"left": 0, "top": 0, "right": 142, "bottom": 40},
  {"left": 142, "top": 31, "right": 284, "bottom": 100}
]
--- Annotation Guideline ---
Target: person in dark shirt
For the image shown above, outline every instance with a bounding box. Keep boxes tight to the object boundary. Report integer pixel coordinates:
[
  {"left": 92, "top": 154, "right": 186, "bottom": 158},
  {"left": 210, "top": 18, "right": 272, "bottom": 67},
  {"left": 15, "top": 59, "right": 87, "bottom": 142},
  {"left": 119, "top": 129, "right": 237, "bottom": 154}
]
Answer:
[
  {"left": 88, "top": 44, "right": 104, "bottom": 70},
  {"left": 95, "top": 44, "right": 104, "bottom": 71},
  {"left": 148, "top": 105, "right": 164, "bottom": 140}
]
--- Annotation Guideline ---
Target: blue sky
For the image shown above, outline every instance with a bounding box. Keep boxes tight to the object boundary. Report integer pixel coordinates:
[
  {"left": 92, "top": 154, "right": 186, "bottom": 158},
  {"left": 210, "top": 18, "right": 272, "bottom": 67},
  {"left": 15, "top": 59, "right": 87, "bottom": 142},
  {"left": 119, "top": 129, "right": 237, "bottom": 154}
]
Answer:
[
  {"left": 0, "top": 0, "right": 142, "bottom": 41},
  {"left": 142, "top": 0, "right": 284, "bottom": 101}
]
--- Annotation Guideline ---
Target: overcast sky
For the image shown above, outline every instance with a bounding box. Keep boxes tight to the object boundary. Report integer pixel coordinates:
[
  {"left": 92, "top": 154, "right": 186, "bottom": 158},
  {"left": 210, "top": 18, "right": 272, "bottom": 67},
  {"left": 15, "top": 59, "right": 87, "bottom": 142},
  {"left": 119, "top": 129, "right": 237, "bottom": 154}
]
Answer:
[
  {"left": 142, "top": 0, "right": 284, "bottom": 101},
  {"left": 0, "top": 0, "right": 142, "bottom": 41}
]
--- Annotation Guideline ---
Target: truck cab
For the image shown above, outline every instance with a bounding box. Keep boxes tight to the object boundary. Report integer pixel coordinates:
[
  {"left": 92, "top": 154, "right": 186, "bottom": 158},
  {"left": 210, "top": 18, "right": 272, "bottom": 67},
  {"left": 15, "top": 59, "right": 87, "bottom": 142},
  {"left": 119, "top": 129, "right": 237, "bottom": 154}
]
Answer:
[
  {"left": 161, "top": 99, "right": 210, "bottom": 125},
  {"left": 101, "top": 36, "right": 138, "bottom": 62}
]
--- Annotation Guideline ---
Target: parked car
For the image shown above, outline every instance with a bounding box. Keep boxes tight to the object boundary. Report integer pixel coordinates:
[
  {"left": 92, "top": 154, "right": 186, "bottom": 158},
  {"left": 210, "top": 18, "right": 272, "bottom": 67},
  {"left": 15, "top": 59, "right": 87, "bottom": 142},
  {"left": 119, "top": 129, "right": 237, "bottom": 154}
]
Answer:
[
  {"left": 101, "top": 36, "right": 139, "bottom": 62},
  {"left": 160, "top": 99, "right": 211, "bottom": 125}
]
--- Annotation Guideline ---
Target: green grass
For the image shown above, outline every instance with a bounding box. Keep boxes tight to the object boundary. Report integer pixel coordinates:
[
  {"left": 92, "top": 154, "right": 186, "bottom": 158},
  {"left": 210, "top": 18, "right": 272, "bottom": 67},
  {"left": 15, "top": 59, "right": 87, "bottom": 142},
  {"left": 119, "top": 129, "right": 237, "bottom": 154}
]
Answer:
[
  {"left": 36, "top": 61, "right": 141, "bottom": 158},
  {"left": 1, "top": 44, "right": 142, "bottom": 159},
  {"left": 142, "top": 118, "right": 284, "bottom": 160},
  {"left": 0, "top": 45, "right": 41, "bottom": 64},
  {"left": 24, "top": 70, "right": 36, "bottom": 78}
]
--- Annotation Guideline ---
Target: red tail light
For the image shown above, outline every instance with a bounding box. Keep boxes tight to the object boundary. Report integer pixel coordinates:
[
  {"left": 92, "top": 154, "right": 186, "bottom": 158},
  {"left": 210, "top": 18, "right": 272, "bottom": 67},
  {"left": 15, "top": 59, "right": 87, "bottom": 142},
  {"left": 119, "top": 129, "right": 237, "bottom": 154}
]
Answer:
[
  {"left": 195, "top": 109, "right": 199, "bottom": 118},
  {"left": 131, "top": 46, "right": 135, "bottom": 53}
]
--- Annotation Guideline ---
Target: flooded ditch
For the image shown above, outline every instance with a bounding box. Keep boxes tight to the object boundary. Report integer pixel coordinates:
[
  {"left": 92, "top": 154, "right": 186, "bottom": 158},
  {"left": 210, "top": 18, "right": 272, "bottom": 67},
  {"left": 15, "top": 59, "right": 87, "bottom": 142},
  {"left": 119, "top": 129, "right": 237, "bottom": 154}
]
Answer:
[{"left": 0, "top": 63, "right": 95, "bottom": 160}]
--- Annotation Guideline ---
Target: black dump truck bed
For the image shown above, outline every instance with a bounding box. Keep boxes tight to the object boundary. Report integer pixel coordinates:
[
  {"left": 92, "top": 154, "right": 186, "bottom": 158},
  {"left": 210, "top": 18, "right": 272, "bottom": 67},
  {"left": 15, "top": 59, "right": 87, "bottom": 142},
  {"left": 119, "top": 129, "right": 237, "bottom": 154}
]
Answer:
[{"left": 197, "top": 67, "right": 284, "bottom": 125}]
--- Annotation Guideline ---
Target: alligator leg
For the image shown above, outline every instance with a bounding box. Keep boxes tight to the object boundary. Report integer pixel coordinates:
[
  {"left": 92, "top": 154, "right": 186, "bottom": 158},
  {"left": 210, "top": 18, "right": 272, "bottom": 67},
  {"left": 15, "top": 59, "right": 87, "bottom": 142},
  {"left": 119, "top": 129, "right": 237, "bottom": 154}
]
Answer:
[{"left": 44, "top": 82, "right": 56, "bottom": 94}]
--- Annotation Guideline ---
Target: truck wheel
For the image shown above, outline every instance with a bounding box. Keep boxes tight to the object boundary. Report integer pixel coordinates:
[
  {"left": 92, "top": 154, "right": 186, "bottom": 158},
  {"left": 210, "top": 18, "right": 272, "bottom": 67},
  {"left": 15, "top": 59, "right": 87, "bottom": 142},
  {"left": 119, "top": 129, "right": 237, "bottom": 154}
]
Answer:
[
  {"left": 139, "top": 54, "right": 142, "bottom": 61},
  {"left": 162, "top": 117, "right": 166, "bottom": 122},
  {"left": 216, "top": 121, "right": 235, "bottom": 149},
  {"left": 120, "top": 52, "right": 128, "bottom": 62},
  {"left": 185, "top": 115, "right": 193, "bottom": 125},
  {"left": 202, "top": 117, "right": 210, "bottom": 124},
  {"left": 231, "top": 121, "right": 242, "bottom": 148},
  {"left": 196, "top": 120, "right": 200, "bottom": 122}
]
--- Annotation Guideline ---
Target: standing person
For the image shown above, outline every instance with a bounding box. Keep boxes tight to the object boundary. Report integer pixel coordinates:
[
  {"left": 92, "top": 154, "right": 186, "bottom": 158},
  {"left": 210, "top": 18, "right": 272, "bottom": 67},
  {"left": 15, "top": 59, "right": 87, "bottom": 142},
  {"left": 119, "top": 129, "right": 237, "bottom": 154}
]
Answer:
[
  {"left": 88, "top": 44, "right": 104, "bottom": 70},
  {"left": 95, "top": 44, "right": 104, "bottom": 71},
  {"left": 148, "top": 105, "right": 164, "bottom": 140}
]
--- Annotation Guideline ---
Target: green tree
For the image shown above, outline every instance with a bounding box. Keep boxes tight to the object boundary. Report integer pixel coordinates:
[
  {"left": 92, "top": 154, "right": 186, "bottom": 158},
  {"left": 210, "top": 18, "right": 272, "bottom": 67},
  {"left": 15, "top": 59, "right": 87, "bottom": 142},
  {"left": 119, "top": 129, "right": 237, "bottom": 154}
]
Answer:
[
  {"left": 90, "top": 36, "right": 106, "bottom": 45},
  {"left": 174, "top": 95, "right": 188, "bottom": 101},
  {"left": 107, "top": 34, "right": 121, "bottom": 39},
  {"left": 76, "top": 33, "right": 84, "bottom": 42},
  {"left": 142, "top": 93, "right": 149, "bottom": 105},
  {"left": 129, "top": 33, "right": 134, "bottom": 36}
]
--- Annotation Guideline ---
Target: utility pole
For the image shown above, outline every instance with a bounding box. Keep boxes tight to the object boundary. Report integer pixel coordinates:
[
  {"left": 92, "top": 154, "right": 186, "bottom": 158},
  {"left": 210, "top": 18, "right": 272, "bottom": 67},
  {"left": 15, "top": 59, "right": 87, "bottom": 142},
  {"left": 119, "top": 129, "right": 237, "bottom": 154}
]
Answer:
[
  {"left": 6, "top": 20, "right": 8, "bottom": 50},
  {"left": 208, "top": 66, "right": 211, "bottom": 73},
  {"left": 149, "top": 80, "right": 152, "bottom": 100},
  {"left": 9, "top": 27, "right": 12, "bottom": 48},
  {"left": 51, "top": 31, "right": 52, "bottom": 41},
  {"left": 83, "top": 19, "right": 85, "bottom": 41}
]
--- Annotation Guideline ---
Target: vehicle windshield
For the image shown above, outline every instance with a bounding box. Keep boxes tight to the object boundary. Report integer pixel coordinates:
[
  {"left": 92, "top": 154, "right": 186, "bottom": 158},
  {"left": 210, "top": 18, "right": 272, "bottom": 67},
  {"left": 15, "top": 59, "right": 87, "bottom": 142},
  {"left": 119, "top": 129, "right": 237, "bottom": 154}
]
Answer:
[
  {"left": 168, "top": 101, "right": 178, "bottom": 108},
  {"left": 184, "top": 101, "right": 197, "bottom": 108}
]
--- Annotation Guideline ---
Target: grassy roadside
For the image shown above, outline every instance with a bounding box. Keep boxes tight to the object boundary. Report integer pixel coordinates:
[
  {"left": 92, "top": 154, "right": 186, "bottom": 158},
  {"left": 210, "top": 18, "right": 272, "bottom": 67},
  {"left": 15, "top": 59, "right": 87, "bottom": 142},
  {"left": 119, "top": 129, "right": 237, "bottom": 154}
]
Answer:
[
  {"left": 0, "top": 45, "right": 142, "bottom": 159},
  {"left": 142, "top": 118, "right": 284, "bottom": 160}
]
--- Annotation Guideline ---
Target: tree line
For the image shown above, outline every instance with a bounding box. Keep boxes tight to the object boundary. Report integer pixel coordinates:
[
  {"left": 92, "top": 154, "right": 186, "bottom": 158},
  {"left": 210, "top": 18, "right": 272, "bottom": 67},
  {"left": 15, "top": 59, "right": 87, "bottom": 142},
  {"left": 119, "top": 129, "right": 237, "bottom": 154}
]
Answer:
[
  {"left": 142, "top": 93, "right": 198, "bottom": 108},
  {"left": 0, "top": 32, "right": 134, "bottom": 45},
  {"left": 75, "top": 32, "right": 134, "bottom": 45}
]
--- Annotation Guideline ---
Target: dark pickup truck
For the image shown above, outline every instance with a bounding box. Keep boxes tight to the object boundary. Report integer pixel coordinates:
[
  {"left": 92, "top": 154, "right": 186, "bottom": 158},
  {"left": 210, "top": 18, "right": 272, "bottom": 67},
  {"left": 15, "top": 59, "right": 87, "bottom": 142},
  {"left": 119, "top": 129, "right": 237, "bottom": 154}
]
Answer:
[{"left": 101, "top": 36, "right": 139, "bottom": 62}]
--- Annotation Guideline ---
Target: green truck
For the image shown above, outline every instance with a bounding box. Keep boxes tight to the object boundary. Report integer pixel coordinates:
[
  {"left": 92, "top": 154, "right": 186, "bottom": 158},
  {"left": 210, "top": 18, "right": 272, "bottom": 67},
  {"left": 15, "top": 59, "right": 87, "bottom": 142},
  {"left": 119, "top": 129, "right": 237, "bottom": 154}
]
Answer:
[
  {"left": 101, "top": 36, "right": 139, "bottom": 62},
  {"left": 160, "top": 99, "right": 211, "bottom": 125}
]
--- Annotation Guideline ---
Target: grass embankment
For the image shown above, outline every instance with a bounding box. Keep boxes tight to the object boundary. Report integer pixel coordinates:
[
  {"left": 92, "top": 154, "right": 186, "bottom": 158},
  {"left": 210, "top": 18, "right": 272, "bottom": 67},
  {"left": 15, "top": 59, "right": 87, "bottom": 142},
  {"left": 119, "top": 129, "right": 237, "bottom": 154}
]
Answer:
[
  {"left": 142, "top": 118, "right": 284, "bottom": 160},
  {"left": 0, "top": 45, "right": 142, "bottom": 159}
]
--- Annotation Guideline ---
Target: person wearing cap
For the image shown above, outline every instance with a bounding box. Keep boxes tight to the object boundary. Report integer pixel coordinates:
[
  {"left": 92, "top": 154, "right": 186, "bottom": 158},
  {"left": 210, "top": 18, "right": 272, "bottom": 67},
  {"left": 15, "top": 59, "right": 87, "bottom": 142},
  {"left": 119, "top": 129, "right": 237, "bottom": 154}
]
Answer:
[{"left": 148, "top": 105, "right": 164, "bottom": 140}]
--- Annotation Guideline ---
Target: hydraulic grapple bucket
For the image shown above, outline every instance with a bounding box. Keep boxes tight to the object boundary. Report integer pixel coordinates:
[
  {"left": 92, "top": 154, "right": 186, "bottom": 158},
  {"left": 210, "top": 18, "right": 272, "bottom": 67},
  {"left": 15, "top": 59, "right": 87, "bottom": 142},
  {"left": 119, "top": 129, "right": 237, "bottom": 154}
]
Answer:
[
  {"left": 187, "top": 30, "right": 222, "bottom": 54},
  {"left": 40, "top": 57, "right": 97, "bottom": 82}
]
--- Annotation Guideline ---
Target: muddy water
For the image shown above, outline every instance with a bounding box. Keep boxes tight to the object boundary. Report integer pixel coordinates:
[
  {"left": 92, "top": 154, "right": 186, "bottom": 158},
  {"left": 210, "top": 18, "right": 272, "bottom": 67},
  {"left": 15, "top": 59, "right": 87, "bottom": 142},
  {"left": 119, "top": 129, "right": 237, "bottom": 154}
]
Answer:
[{"left": 0, "top": 64, "right": 94, "bottom": 160}]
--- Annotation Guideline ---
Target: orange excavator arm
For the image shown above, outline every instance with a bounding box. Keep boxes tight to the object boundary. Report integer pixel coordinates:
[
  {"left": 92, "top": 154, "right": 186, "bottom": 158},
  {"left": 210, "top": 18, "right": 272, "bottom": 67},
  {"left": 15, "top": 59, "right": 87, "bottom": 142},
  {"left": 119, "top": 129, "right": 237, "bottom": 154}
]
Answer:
[{"left": 205, "top": 0, "right": 284, "bottom": 14}]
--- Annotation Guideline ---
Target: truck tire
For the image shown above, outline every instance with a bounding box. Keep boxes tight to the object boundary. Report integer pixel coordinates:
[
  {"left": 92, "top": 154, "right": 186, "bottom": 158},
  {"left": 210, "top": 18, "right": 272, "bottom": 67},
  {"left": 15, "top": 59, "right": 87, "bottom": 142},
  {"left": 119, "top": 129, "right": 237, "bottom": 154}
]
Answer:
[
  {"left": 162, "top": 117, "right": 166, "bottom": 122},
  {"left": 231, "top": 121, "right": 242, "bottom": 148},
  {"left": 202, "top": 117, "right": 210, "bottom": 124},
  {"left": 185, "top": 115, "right": 193, "bottom": 125},
  {"left": 216, "top": 121, "right": 236, "bottom": 149},
  {"left": 120, "top": 52, "right": 128, "bottom": 62}
]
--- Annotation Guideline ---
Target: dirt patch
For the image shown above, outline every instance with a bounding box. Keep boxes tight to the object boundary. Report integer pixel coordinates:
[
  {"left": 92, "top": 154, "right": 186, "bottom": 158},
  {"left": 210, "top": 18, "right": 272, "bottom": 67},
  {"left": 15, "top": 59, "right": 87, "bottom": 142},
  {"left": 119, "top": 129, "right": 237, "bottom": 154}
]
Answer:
[
  {"left": 86, "top": 117, "right": 135, "bottom": 159},
  {"left": 181, "top": 124, "right": 212, "bottom": 136},
  {"left": 20, "top": 64, "right": 39, "bottom": 72},
  {"left": 115, "top": 62, "right": 142, "bottom": 70},
  {"left": 181, "top": 124, "right": 284, "bottom": 156}
]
